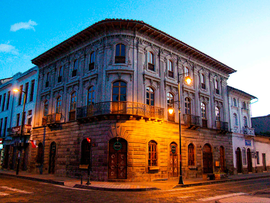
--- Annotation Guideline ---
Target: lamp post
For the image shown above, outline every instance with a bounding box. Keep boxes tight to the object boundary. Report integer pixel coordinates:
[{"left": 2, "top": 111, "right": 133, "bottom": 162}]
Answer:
[
  {"left": 168, "top": 73, "right": 192, "bottom": 185},
  {"left": 13, "top": 88, "right": 26, "bottom": 175}
]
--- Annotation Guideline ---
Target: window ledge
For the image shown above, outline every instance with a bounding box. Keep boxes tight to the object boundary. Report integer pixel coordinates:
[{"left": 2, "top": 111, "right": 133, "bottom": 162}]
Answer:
[{"left": 148, "top": 166, "right": 159, "bottom": 171}]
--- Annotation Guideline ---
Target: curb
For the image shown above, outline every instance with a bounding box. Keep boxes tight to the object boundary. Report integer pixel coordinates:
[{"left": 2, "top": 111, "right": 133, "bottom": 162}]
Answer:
[
  {"left": 173, "top": 174, "right": 270, "bottom": 188},
  {"left": 0, "top": 172, "right": 64, "bottom": 186},
  {"left": 74, "top": 184, "right": 160, "bottom": 192}
]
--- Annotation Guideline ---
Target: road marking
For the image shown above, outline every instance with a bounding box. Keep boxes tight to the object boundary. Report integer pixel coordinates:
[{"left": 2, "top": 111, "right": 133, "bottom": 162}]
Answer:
[
  {"left": 0, "top": 192, "right": 9, "bottom": 196},
  {"left": 198, "top": 192, "right": 246, "bottom": 201},
  {"left": 1, "top": 186, "right": 33, "bottom": 194}
]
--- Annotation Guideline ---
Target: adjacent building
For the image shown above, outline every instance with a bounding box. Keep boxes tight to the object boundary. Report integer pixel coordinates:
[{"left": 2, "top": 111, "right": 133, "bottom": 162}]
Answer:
[
  {"left": 28, "top": 19, "right": 236, "bottom": 181},
  {"left": 0, "top": 67, "right": 38, "bottom": 171}
]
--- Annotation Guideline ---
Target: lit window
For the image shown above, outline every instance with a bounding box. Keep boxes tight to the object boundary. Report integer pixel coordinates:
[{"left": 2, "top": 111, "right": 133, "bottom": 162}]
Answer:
[
  {"left": 146, "top": 87, "right": 154, "bottom": 106},
  {"left": 70, "top": 92, "right": 77, "bottom": 111},
  {"left": 167, "top": 93, "right": 174, "bottom": 121},
  {"left": 201, "top": 102, "right": 206, "bottom": 119},
  {"left": 56, "top": 96, "right": 62, "bottom": 113},
  {"left": 168, "top": 60, "right": 173, "bottom": 77},
  {"left": 184, "top": 67, "right": 189, "bottom": 77},
  {"left": 188, "top": 143, "right": 195, "bottom": 166},
  {"left": 115, "top": 44, "right": 125, "bottom": 63},
  {"left": 215, "top": 106, "right": 220, "bottom": 121},
  {"left": 112, "top": 81, "right": 126, "bottom": 102},
  {"left": 44, "top": 100, "right": 49, "bottom": 116},
  {"left": 148, "top": 140, "right": 157, "bottom": 167}
]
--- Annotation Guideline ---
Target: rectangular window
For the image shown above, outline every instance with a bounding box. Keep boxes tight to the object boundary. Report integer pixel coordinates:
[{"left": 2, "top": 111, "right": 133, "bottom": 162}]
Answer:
[
  {"left": 27, "top": 110, "right": 32, "bottom": 125},
  {"left": 25, "top": 82, "right": 29, "bottom": 103},
  {"left": 256, "top": 151, "right": 259, "bottom": 164},
  {"left": 6, "top": 91, "right": 10, "bottom": 110},
  {"left": 16, "top": 113, "right": 20, "bottom": 127},
  {"left": 148, "top": 141, "right": 157, "bottom": 167},
  {"left": 3, "top": 117, "right": 7, "bottom": 137},
  {"left": 18, "top": 85, "right": 23, "bottom": 105},
  {"left": 30, "top": 80, "right": 35, "bottom": 102},
  {"left": 0, "top": 118, "right": 3, "bottom": 136},
  {"left": 2, "top": 93, "right": 6, "bottom": 111}
]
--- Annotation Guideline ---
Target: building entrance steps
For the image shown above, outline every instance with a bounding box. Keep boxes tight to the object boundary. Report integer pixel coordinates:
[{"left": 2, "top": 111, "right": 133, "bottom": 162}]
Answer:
[{"left": 0, "top": 169, "right": 270, "bottom": 191}]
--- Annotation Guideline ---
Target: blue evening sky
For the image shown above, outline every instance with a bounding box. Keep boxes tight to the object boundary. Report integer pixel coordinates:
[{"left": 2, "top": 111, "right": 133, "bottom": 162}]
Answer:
[{"left": 0, "top": 0, "right": 269, "bottom": 117}]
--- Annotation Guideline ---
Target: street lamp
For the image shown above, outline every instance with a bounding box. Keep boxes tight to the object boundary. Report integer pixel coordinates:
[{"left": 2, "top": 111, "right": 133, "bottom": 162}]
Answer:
[
  {"left": 13, "top": 88, "right": 27, "bottom": 175},
  {"left": 168, "top": 74, "right": 192, "bottom": 185}
]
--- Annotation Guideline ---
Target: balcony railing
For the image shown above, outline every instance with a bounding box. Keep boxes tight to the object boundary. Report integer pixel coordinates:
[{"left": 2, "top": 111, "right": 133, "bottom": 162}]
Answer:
[
  {"left": 183, "top": 114, "right": 200, "bottom": 127},
  {"left": 216, "top": 121, "right": 228, "bottom": 132},
  {"left": 77, "top": 101, "right": 164, "bottom": 120},
  {"left": 243, "top": 126, "right": 255, "bottom": 136},
  {"left": 47, "top": 113, "right": 62, "bottom": 124}
]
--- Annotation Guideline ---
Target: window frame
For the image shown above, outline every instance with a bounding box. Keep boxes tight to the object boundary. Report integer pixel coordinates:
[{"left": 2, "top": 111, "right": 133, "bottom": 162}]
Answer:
[
  {"left": 115, "top": 43, "right": 126, "bottom": 64},
  {"left": 188, "top": 143, "right": 195, "bottom": 166},
  {"left": 56, "top": 96, "right": 62, "bottom": 113},
  {"left": 200, "top": 73, "right": 206, "bottom": 89},
  {"left": 89, "top": 51, "right": 95, "bottom": 70},
  {"left": 215, "top": 106, "right": 220, "bottom": 121},
  {"left": 70, "top": 92, "right": 77, "bottom": 111},
  {"left": 112, "top": 81, "right": 127, "bottom": 102},
  {"left": 147, "top": 51, "right": 155, "bottom": 71},
  {"left": 146, "top": 87, "right": 155, "bottom": 106},
  {"left": 184, "top": 97, "right": 191, "bottom": 115},
  {"left": 44, "top": 100, "right": 49, "bottom": 116},
  {"left": 201, "top": 102, "right": 206, "bottom": 119},
  {"left": 87, "top": 86, "right": 95, "bottom": 105},
  {"left": 167, "top": 60, "right": 174, "bottom": 77},
  {"left": 148, "top": 140, "right": 157, "bottom": 167}
]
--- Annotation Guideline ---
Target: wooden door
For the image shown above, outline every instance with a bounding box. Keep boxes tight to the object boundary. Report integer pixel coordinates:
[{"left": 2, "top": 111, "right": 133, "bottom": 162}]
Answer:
[
  {"left": 203, "top": 144, "right": 213, "bottom": 173},
  {"left": 247, "top": 148, "right": 252, "bottom": 172},
  {"left": 236, "top": 148, "right": 242, "bottom": 173},
  {"left": 170, "top": 143, "right": 178, "bottom": 177},
  {"left": 108, "top": 138, "right": 127, "bottom": 179},
  {"left": 262, "top": 153, "right": 267, "bottom": 171},
  {"left": 49, "top": 142, "right": 56, "bottom": 174}
]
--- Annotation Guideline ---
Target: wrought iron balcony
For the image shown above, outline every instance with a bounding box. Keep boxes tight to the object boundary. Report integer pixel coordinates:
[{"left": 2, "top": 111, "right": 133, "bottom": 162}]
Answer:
[
  {"left": 216, "top": 121, "right": 229, "bottom": 132},
  {"left": 183, "top": 114, "right": 200, "bottom": 128},
  {"left": 243, "top": 126, "right": 255, "bottom": 136},
  {"left": 77, "top": 101, "right": 164, "bottom": 121}
]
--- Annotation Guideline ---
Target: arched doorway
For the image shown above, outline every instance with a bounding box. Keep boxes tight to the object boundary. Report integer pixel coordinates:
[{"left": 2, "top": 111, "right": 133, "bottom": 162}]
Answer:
[
  {"left": 220, "top": 146, "right": 225, "bottom": 172},
  {"left": 49, "top": 142, "right": 56, "bottom": 174},
  {"left": 236, "top": 148, "right": 242, "bottom": 173},
  {"left": 108, "top": 138, "right": 127, "bottom": 179},
  {"left": 203, "top": 144, "right": 213, "bottom": 173},
  {"left": 247, "top": 148, "right": 252, "bottom": 172},
  {"left": 169, "top": 142, "right": 178, "bottom": 177}
]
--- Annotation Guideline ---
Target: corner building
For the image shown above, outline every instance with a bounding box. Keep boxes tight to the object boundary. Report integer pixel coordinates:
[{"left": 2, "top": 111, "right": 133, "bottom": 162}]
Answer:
[{"left": 29, "top": 19, "right": 235, "bottom": 181}]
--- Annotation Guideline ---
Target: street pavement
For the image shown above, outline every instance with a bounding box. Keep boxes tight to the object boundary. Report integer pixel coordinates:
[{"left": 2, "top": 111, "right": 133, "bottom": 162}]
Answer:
[{"left": 0, "top": 169, "right": 270, "bottom": 202}]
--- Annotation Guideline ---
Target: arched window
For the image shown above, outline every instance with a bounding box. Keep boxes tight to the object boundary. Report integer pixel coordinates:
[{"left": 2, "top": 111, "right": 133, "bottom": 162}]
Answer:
[
  {"left": 233, "top": 113, "right": 238, "bottom": 126},
  {"left": 56, "top": 96, "right": 62, "bottom": 113},
  {"left": 81, "top": 139, "right": 91, "bottom": 165},
  {"left": 242, "top": 102, "right": 246, "bottom": 109},
  {"left": 44, "top": 100, "right": 48, "bottom": 116},
  {"left": 72, "top": 59, "right": 78, "bottom": 77},
  {"left": 36, "top": 143, "right": 44, "bottom": 164},
  {"left": 89, "top": 52, "right": 95, "bottom": 70},
  {"left": 184, "top": 67, "right": 189, "bottom": 77},
  {"left": 215, "top": 79, "right": 219, "bottom": 94},
  {"left": 115, "top": 43, "right": 125, "bottom": 63},
  {"left": 146, "top": 87, "right": 154, "bottom": 106},
  {"left": 112, "top": 81, "right": 126, "bottom": 102},
  {"left": 148, "top": 51, "right": 155, "bottom": 71},
  {"left": 233, "top": 98, "right": 237, "bottom": 106},
  {"left": 87, "top": 86, "right": 95, "bottom": 105},
  {"left": 188, "top": 143, "right": 195, "bottom": 166},
  {"left": 168, "top": 60, "right": 173, "bottom": 77},
  {"left": 148, "top": 140, "right": 157, "bottom": 167},
  {"left": 185, "top": 97, "right": 191, "bottom": 114},
  {"left": 200, "top": 73, "right": 206, "bottom": 89},
  {"left": 167, "top": 93, "right": 174, "bottom": 121},
  {"left": 215, "top": 106, "right": 220, "bottom": 121},
  {"left": 70, "top": 92, "right": 77, "bottom": 111},
  {"left": 243, "top": 116, "right": 248, "bottom": 127}
]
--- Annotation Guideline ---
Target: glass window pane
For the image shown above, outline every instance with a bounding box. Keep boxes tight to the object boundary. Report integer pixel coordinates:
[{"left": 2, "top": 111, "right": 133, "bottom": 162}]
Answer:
[
  {"left": 120, "top": 87, "right": 126, "bottom": 95},
  {"left": 113, "top": 87, "right": 119, "bottom": 94},
  {"left": 112, "top": 95, "right": 118, "bottom": 101},
  {"left": 121, "top": 44, "right": 125, "bottom": 56},
  {"left": 120, "top": 95, "right": 126, "bottom": 101},
  {"left": 116, "top": 44, "right": 120, "bottom": 56},
  {"left": 120, "top": 81, "right": 126, "bottom": 86}
]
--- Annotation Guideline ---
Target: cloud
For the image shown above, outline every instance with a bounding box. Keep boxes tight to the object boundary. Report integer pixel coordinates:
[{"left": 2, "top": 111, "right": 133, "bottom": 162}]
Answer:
[
  {"left": 0, "top": 43, "right": 19, "bottom": 55},
  {"left": 10, "top": 20, "right": 37, "bottom": 32}
]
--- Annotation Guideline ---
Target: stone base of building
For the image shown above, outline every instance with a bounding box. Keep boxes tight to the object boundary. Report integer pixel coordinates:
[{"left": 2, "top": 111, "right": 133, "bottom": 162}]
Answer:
[{"left": 28, "top": 119, "right": 233, "bottom": 182}]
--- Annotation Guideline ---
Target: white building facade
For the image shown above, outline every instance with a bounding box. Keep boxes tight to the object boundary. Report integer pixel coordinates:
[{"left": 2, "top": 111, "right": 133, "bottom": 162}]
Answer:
[{"left": 0, "top": 67, "right": 38, "bottom": 171}]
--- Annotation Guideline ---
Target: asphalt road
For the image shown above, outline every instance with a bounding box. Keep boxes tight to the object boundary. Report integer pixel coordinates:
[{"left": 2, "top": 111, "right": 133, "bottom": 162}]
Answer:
[{"left": 0, "top": 175, "right": 269, "bottom": 203}]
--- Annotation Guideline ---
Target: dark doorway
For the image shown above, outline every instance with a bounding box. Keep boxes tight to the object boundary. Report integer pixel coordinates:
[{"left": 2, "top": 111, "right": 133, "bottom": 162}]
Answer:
[
  {"left": 220, "top": 146, "right": 225, "bottom": 172},
  {"left": 262, "top": 153, "right": 267, "bottom": 171},
  {"left": 108, "top": 138, "right": 127, "bottom": 179},
  {"left": 247, "top": 148, "right": 252, "bottom": 172},
  {"left": 170, "top": 142, "right": 178, "bottom": 177},
  {"left": 3, "top": 145, "right": 10, "bottom": 169},
  {"left": 236, "top": 147, "right": 242, "bottom": 173},
  {"left": 203, "top": 144, "right": 213, "bottom": 173},
  {"left": 49, "top": 142, "right": 56, "bottom": 174}
]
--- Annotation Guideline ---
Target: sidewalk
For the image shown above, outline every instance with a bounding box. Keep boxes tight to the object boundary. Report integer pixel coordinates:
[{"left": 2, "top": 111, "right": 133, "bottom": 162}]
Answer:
[{"left": 1, "top": 169, "right": 270, "bottom": 191}]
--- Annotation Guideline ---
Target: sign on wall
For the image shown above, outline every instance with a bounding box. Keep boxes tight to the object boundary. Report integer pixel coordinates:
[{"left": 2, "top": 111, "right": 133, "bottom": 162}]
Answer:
[{"left": 245, "top": 140, "right": 251, "bottom": 146}]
